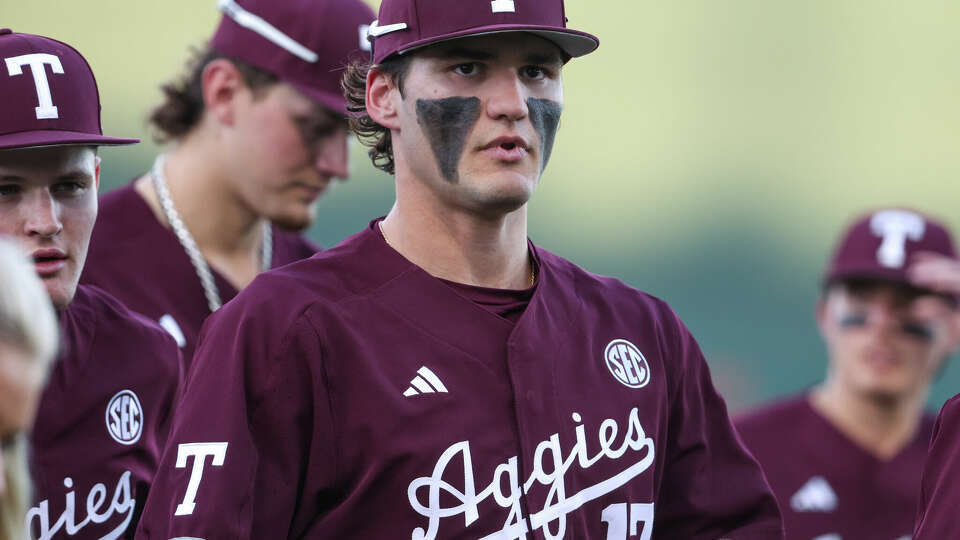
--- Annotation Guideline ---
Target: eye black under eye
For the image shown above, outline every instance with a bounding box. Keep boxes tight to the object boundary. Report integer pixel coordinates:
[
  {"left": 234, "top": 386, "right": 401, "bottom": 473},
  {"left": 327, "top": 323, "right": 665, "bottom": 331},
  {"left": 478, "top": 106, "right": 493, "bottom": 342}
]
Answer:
[
  {"left": 901, "top": 322, "right": 936, "bottom": 341},
  {"left": 838, "top": 314, "right": 868, "bottom": 328}
]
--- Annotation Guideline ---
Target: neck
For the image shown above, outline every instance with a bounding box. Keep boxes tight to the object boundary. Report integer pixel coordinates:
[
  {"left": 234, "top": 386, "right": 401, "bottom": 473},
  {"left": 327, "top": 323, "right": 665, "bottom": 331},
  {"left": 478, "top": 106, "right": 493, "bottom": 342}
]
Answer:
[
  {"left": 136, "top": 133, "right": 267, "bottom": 289},
  {"left": 809, "top": 378, "right": 927, "bottom": 460},
  {"left": 380, "top": 181, "right": 532, "bottom": 290}
]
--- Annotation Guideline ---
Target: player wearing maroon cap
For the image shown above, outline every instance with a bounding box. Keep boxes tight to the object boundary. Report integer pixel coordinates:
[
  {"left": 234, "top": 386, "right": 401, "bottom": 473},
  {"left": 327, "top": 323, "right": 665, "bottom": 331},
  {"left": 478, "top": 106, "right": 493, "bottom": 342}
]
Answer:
[
  {"left": 0, "top": 29, "right": 182, "bottom": 539},
  {"left": 80, "top": 0, "right": 376, "bottom": 362},
  {"left": 736, "top": 209, "right": 960, "bottom": 540},
  {"left": 137, "top": 1, "right": 783, "bottom": 538}
]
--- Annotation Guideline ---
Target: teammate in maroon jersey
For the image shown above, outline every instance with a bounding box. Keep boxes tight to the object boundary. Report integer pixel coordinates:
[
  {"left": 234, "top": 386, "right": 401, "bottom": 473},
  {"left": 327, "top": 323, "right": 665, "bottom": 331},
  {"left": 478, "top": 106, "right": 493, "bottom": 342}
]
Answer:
[
  {"left": 904, "top": 226, "right": 960, "bottom": 536},
  {"left": 0, "top": 29, "right": 182, "bottom": 539},
  {"left": 81, "top": 0, "right": 375, "bottom": 362},
  {"left": 736, "top": 209, "right": 960, "bottom": 540},
  {"left": 136, "top": 0, "right": 783, "bottom": 538}
]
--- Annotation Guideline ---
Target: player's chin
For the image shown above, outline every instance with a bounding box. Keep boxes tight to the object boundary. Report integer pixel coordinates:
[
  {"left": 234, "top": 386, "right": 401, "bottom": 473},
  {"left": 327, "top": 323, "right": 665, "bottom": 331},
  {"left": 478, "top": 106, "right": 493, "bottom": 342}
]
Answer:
[
  {"left": 42, "top": 278, "right": 77, "bottom": 311},
  {"left": 268, "top": 205, "right": 316, "bottom": 232}
]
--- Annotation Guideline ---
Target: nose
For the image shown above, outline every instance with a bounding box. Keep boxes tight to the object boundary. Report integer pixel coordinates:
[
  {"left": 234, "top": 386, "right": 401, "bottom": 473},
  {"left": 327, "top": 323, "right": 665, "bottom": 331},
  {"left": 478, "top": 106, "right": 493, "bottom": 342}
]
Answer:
[
  {"left": 485, "top": 71, "right": 528, "bottom": 123},
  {"left": 313, "top": 130, "right": 350, "bottom": 180},
  {"left": 23, "top": 190, "right": 62, "bottom": 238}
]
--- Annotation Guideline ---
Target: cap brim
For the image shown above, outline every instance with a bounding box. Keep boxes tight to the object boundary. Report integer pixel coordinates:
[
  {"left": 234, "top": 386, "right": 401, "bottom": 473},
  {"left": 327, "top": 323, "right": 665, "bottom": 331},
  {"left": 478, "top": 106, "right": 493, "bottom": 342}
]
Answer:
[
  {"left": 289, "top": 82, "right": 349, "bottom": 117},
  {"left": 395, "top": 24, "right": 599, "bottom": 60},
  {"left": 0, "top": 130, "right": 138, "bottom": 150}
]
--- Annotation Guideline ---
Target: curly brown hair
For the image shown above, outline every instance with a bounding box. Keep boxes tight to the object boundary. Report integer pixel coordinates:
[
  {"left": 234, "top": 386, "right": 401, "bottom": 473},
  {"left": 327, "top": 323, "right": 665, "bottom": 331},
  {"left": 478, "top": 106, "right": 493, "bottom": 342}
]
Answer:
[
  {"left": 342, "top": 55, "right": 412, "bottom": 175},
  {"left": 149, "top": 46, "right": 279, "bottom": 144}
]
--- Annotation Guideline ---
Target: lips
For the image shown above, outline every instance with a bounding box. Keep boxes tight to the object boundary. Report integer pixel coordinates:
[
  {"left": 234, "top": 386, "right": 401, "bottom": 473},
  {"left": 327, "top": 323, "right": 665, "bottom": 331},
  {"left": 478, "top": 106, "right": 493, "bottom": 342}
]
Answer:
[
  {"left": 480, "top": 136, "right": 531, "bottom": 163},
  {"left": 32, "top": 248, "right": 68, "bottom": 277}
]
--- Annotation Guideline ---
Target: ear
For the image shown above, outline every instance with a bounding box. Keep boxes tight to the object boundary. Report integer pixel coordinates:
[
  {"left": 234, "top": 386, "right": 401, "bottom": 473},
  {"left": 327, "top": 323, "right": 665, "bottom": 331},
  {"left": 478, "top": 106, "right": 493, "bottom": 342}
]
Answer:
[
  {"left": 365, "top": 68, "right": 402, "bottom": 130},
  {"left": 945, "top": 311, "right": 960, "bottom": 354},
  {"left": 94, "top": 155, "right": 101, "bottom": 191},
  {"left": 815, "top": 296, "right": 830, "bottom": 339},
  {"left": 201, "top": 59, "right": 248, "bottom": 127}
]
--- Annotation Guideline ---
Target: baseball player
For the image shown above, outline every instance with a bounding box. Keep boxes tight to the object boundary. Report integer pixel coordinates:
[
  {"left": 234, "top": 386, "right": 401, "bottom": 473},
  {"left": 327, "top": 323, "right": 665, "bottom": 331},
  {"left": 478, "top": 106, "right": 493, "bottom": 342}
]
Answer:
[
  {"left": 80, "top": 0, "right": 375, "bottom": 362},
  {"left": 136, "top": 1, "right": 783, "bottom": 538},
  {"left": 0, "top": 29, "right": 183, "bottom": 539},
  {"left": 735, "top": 209, "right": 960, "bottom": 540},
  {"left": 905, "top": 246, "right": 960, "bottom": 537}
]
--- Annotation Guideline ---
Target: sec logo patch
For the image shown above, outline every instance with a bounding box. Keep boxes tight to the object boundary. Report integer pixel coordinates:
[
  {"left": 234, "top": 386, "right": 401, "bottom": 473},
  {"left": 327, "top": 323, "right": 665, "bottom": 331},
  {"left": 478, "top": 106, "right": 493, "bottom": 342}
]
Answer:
[
  {"left": 106, "top": 390, "right": 143, "bottom": 445},
  {"left": 604, "top": 339, "right": 651, "bottom": 388}
]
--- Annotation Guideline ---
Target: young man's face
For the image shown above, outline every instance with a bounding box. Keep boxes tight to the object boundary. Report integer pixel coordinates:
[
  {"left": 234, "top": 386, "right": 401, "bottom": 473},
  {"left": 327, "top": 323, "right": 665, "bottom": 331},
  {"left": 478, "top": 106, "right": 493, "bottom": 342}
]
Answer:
[
  {"left": 0, "top": 146, "right": 99, "bottom": 309},
  {"left": 224, "top": 82, "right": 349, "bottom": 231},
  {"left": 818, "top": 280, "right": 959, "bottom": 402},
  {"left": 392, "top": 33, "right": 564, "bottom": 215}
]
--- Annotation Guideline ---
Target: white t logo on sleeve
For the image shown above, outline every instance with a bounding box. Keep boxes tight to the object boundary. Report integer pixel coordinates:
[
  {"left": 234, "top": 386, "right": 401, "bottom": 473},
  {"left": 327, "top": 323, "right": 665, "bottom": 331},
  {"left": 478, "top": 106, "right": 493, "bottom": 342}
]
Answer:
[
  {"left": 5, "top": 53, "right": 65, "bottom": 120},
  {"left": 870, "top": 210, "right": 925, "bottom": 268},
  {"left": 491, "top": 0, "right": 516, "bottom": 13},
  {"left": 174, "top": 442, "right": 228, "bottom": 516}
]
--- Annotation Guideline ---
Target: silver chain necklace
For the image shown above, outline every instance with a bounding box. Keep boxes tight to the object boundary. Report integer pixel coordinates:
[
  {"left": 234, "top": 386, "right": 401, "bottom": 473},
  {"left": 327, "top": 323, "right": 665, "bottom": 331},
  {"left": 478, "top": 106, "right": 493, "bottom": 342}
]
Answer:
[{"left": 150, "top": 154, "right": 272, "bottom": 313}]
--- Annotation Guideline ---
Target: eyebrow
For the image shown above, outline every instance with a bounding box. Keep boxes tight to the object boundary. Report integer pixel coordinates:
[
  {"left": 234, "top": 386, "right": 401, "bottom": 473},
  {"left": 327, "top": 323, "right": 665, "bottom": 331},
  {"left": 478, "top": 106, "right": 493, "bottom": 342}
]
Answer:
[
  {"left": 55, "top": 170, "right": 94, "bottom": 182},
  {"left": 525, "top": 52, "right": 563, "bottom": 65},
  {"left": 438, "top": 48, "right": 497, "bottom": 61}
]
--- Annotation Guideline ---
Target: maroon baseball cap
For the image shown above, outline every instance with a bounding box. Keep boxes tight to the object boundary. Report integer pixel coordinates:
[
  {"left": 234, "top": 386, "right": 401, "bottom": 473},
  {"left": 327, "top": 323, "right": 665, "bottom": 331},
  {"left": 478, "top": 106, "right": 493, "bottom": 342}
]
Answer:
[
  {"left": 0, "top": 29, "right": 138, "bottom": 150},
  {"left": 368, "top": 0, "right": 599, "bottom": 64},
  {"left": 824, "top": 209, "right": 958, "bottom": 286},
  {"left": 211, "top": 0, "right": 375, "bottom": 114}
]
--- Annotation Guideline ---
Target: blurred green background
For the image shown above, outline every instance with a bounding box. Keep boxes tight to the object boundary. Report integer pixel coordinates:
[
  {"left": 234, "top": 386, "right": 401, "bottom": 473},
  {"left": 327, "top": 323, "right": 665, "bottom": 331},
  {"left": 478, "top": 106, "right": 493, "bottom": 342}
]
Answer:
[{"left": 5, "top": 1, "right": 960, "bottom": 412}]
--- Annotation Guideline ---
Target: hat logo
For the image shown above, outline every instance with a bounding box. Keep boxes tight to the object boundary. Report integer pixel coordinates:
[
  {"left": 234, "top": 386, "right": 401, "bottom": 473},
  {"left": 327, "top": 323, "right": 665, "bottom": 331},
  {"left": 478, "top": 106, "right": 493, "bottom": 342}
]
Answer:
[
  {"left": 870, "top": 210, "right": 925, "bottom": 268},
  {"left": 5, "top": 53, "right": 64, "bottom": 120},
  {"left": 491, "top": 0, "right": 516, "bottom": 13}
]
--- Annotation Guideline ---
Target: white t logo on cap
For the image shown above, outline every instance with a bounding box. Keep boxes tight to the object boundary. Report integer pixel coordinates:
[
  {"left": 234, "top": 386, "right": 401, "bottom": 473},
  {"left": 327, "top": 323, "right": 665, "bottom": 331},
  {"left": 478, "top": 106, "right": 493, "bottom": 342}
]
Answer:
[
  {"left": 870, "top": 209, "right": 925, "bottom": 268},
  {"left": 491, "top": 0, "right": 516, "bottom": 13},
  {"left": 5, "top": 53, "right": 64, "bottom": 120}
]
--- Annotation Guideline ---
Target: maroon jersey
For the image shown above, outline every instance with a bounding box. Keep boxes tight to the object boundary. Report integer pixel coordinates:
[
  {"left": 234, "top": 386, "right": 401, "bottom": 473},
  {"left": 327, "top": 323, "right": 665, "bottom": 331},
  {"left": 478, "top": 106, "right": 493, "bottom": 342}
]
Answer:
[
  {"left": 81, "top": 182, "right": 320, "bottom": 362},
  {"left": 914, "top": 394, "right": 960, "bottom": 538},
  {"left": 736, "top": 395, "right": 932, "bottom": 540},
  {"left": 28, "top": 285, "right": 183, "bottom": 540},
  {"left": 135, "top": 221, "right": 783, "bottom": 539}
]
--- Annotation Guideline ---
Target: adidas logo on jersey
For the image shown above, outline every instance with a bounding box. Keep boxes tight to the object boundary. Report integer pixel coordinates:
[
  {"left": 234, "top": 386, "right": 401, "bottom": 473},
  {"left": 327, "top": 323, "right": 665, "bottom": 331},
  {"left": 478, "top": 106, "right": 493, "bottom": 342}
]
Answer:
[
  {"left": 403, "top": 366, "right": 448, "bottom": 397},
  {"left": 791, "top": 476, "right": 838, "bottom": 513}
]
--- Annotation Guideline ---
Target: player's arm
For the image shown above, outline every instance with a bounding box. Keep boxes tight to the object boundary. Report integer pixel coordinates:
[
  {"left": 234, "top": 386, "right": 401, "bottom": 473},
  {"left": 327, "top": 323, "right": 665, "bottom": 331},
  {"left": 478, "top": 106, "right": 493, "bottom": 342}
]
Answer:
[
  {"left": 653, "top": 308, "right": 784, "bottom": 540},
  {"left": 913, "top": 395, "right": 960, "bottom": 538},
  {"left": 135, "top": 298, "right": 332, "bottom": 539}
]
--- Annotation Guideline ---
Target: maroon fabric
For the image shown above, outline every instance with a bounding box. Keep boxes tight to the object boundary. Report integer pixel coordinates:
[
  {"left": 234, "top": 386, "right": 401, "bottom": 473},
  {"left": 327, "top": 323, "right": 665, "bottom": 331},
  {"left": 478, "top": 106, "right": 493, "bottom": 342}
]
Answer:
[
  {"left": 824, "top": 208, "right": 957, "bottom": 286},
  {"left": 914, "top": 394, "right": 960, "bottom": 538},
  {"left": 736, "top": 395, "right": 933, "bottom": 540},
  {"left": 371, "top": 0, "right": 598, "bottom": 63},
  {"left": 28, "top": 285, "right": 182, "bottom": 540},
  {"left": 439, "top": 278, "right": 535, "bottom": 324},
  {"left": 136, "top": 221, "right": 783, "bottom": 539},
  {"left": 0, "top": 29, "right": 138, "bottom": 149},
  {"left": 80, "top": 182, "right": 320, "bottom": 364},
  {"left": 210, "top": 0, "right": 375, "bottom": 114}
]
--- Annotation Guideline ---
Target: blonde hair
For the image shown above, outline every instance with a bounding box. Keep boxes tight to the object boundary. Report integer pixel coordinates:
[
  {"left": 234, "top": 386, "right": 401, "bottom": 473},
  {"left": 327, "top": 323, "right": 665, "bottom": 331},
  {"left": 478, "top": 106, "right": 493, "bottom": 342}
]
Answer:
[{"left": 0, "top": 238, "right": 58, "bottom": 540}]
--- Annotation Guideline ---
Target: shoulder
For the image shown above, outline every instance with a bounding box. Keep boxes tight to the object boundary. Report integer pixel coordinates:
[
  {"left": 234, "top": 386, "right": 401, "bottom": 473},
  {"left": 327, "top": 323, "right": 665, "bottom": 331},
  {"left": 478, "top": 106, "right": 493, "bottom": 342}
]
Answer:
[
  {"left": 734, "top": 395, "right": 812, "bottom": 443},
  {"left": 73, "top": 285, "right": 181, "bottom": 366},
  {"left": 272, "top": 228, "right": 322, "bottom": 264},
  {"left": 208, "top": 228, "right": 398, "bottom": 340},
  {"left": 539, "top": 247, "right": 678, "bottom": 318}
]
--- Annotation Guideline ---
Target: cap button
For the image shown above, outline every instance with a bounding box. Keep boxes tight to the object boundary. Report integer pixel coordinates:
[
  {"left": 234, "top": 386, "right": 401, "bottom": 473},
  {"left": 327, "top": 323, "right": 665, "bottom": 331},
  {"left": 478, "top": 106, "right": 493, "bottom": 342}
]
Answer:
[{"left": 0, "top": 29, "right": 12, "bottom": 36}]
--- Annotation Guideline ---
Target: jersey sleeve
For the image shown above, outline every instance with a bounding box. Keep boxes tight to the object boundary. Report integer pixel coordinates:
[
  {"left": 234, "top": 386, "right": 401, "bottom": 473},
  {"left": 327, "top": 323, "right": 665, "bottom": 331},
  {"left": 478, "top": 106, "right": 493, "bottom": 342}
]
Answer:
[
  {"left": 913, "top": 395, "right": 960, "bottom": 539},
  {"left": 135, "top": 295, "right": 333, "bottom": 539},
  {"left": 654, "top": 309, "right": 784, "bottom": 540}
]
